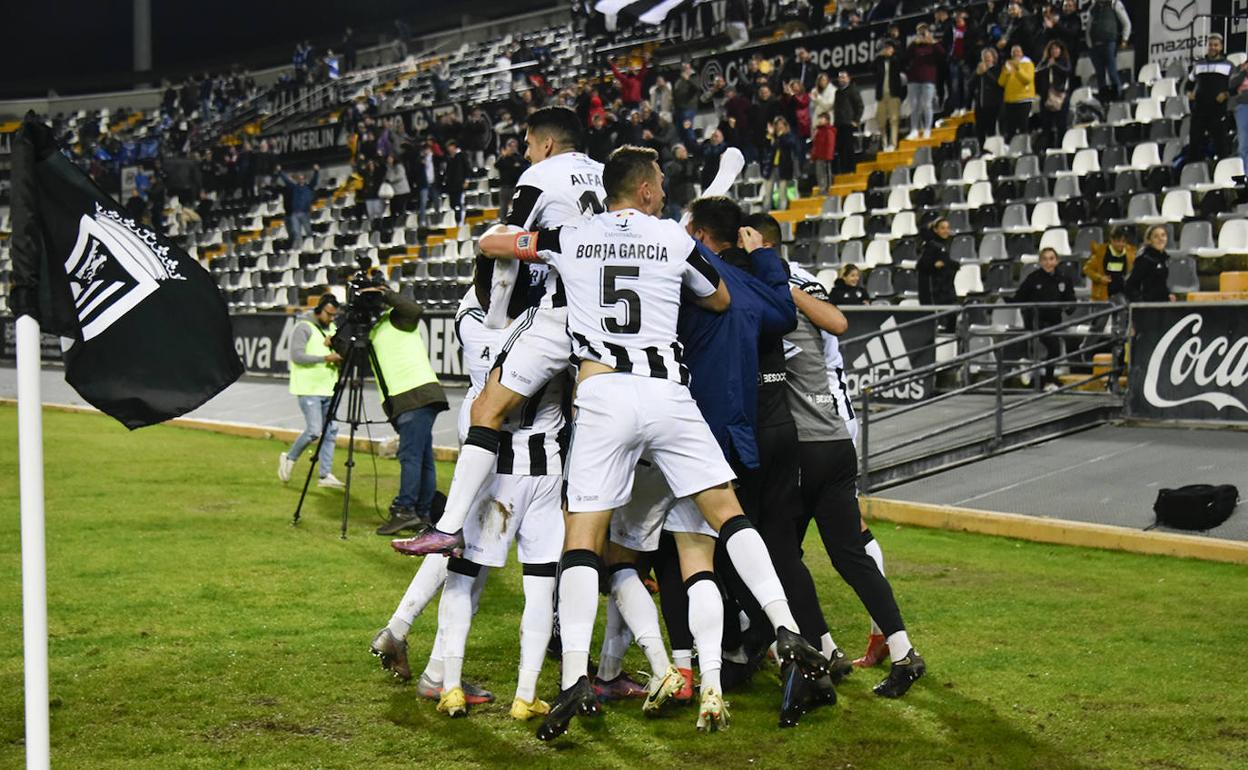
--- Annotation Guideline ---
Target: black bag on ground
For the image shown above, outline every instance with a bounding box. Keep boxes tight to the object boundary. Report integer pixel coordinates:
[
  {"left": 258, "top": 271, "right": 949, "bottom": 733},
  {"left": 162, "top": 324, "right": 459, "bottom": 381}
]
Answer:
[{"left": 1150, "top": 485, "right": 1239, "bottom": 531}]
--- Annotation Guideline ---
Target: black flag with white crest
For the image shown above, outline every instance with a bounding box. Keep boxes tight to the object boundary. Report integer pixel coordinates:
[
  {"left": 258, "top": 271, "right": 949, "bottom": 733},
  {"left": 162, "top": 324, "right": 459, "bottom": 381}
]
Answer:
[{"left": 8, "top": 112, "right": 243, "bottom": 429}]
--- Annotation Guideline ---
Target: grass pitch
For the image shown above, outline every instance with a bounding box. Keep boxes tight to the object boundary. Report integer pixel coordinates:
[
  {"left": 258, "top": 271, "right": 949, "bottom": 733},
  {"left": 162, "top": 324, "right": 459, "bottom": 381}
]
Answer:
[{"left": 1, "top": 405, "right": 1246, "bottom": 769}]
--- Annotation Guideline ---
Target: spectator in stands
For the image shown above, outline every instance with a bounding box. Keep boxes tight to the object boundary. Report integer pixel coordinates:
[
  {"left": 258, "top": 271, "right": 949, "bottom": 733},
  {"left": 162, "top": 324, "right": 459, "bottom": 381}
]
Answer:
[
  {"left": 830, "top": 264, "right": 870, "bottom": 305},
  {"left": 277, "top": 163, "right": 319, "bottom": 244},
  {"left": 783, "top": 79, "right": 813, "bottom": 155},
  {"left": 385, "top": 154, "right": 411, "bottom": 216},
  {"left": 411, "top": 139, "right": 441, "bottom": 228},
  {"left": 1232, "top": 60, "right": 1248, "bottom": 177},
  {"left": 650, "top": 75, "right": 674, "bottom": 115},
  {"left": 761, "top": 117, "right": 800, "bottom": 211},
  {"left": 495, "top": 138, "right": 527, "bottom": 222},
  {"left": 811, "top": 72, "right": 837, "bottom": 126},
  {"left": 944, "top": 9, "right": 973, "bottom": 116},
  {"left": 1185, "top": 34, "right": 1235, "bottom": 165},
  {"left": 1053, "top": 0, "right": 1084, "bottom": 64},
  {"left": 1125, "top": 225, "right": 1175, "bottom": 303},
  {"left": 362, "top": 158, "right": 387, "bottom": 222},
  {"left": 752, "top": 83, "right": 784, "bottom": 150},
  {"left": 1086, "top": 0, "right": 1131, "bottom": 101},
  {"left": 726, "top": 0, "right": 751, "bottom": 48},
  {"left": 664, "top": 143, "right": 700, "bottom": 220},
  {"left": 784, "top": 47, "right": 819, "bottom": 92},
  {"left": 1035, "top": 40, "right": 1074, "bottom": 152},
  {"left": 1013, "top": 247, "right": 1075, "bottom": 389},
  {"left": 587, "top": 111, "right": 618, "bottom": 162},
  {"left": 917, "top": 217, "right": 959, "bottom": 328},
  {"left": 973, "top": 47, "right": 1005, "bottom": 144},
  {"left": 998, "top": 1, "right": 1043, "bottom": 61},
  {"left": 811, "top": 112, "right": 837, "bottom": 193},
  {"left": 998, "top": 44, "right": 1036, "bottom": 141},
  {"left": 610, "top": 54, "right": 650, "bottom": 108},
  {"left": 365, "top": 287, "right": 450, "bottom": 536},
  {"left": 442, "top": 139, "right": 470, "bottom": 226},
  {"left": 702, "top": 74, "right": 729, "bottom": 113},
  {"left": 673, "top": 62, "right": 701, "bottom": 128},
  {"left": 833, "top": 70, "right": 864, "bottom": 173},
  {"left": 278, "top": 294, "right": 344, "bottom": 490},
  {"left": 905, "top": 24, "right": 946, "bottom": 139},
  {"left": 723, "top": 84, "right": 756, "bottom": 161},
  {"left": 461, "top": 108, "right": 494, "bottom": 172},
  {"left": 1084, "top": 225, "right": 1136, "bottom": 306},
  {"left": 700, "top": 127, "right": 729, "bottom": 188},
  {"left": 874, "top": 40, "right": 905, "bottom": 151},
  {"left": 342, "top": 27, "right": 357, "bottom": 73}
]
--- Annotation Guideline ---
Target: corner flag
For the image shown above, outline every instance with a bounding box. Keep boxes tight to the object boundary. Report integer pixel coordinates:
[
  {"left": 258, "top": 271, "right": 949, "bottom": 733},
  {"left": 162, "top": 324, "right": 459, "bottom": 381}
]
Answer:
[{"left": 9, "top": 111, "right": 243, "bottom": 428}]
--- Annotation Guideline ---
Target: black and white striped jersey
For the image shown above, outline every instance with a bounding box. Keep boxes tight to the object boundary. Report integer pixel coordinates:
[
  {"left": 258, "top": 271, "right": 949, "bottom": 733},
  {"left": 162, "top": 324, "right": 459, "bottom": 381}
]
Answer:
[
  {"left": 502, "top": 151, "right": 606, "bottom": 311},
  {"left": 531, "top": 209, "right": 721, "bottom": 385},
  {"left": 455, "top": 289, "right": 568, "bottom": 476}
]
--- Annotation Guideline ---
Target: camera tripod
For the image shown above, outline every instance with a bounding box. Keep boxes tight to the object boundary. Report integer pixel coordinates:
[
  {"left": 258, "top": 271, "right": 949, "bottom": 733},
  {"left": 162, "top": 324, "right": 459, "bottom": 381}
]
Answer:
[{"left": 290, "top": 330, "right": 390, "bottom": 539}]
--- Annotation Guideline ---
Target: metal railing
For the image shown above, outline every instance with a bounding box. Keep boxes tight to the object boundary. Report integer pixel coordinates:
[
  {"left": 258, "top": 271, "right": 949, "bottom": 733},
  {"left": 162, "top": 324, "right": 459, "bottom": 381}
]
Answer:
[{"left": 853, "top": 301, "right": 1129, "bottom": 491}]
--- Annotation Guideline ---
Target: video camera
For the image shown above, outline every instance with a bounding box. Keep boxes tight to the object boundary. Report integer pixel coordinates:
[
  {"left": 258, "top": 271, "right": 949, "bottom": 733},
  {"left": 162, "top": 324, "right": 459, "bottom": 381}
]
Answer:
[{"left": 338, "top": 256, "right": 388, "bottom": 336}]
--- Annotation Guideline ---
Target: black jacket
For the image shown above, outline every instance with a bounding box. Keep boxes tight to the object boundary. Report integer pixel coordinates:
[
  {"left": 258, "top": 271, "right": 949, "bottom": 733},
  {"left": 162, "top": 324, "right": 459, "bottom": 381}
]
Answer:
[
  {"left": 442, "top": 151, "right": 470, "bottom": 193},
  {"left": 1012, "top": 267, "right": 1074, "bottom": 327},
  {"left": 829, "top": 279, "right": 869, "bottom": 306},
  {"left": 664, "top": 156, "right": 700, "bottom": 207},
  {"left": 874, "top": 56, "right": 905, "bottom": 101},
  {"left": 1036, "top": 61, "right": 1073, "bottom": 104},
  {"left": 973, "top": 64, "right": 1005, "bottom": 112},
  {"left": 1125, "top": 246, "right": 1171, "bottom": 302},
  {"left": 833, "top": 83, "right": 864, "bottom": 128},
  {"left": 917, "top": 236, "right": 959, "bottom": 304},
  {"left": 495, "top": 153, "right": 528, "bottom": 188}
]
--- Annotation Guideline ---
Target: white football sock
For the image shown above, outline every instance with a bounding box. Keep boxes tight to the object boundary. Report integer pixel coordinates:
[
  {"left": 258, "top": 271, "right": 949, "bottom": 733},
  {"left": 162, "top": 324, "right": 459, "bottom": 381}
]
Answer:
[
  {"left": 436, "top": 571, "right": 475, "bottom": 691},
  {"left": 596, "top": 595, "right": 632, "bottom": 681},
  {"left": 887, "top": 630, "right": 913, "bottom": 662},
  {"left": 724, "top": 524, "right": 800, "bottom": 633},
  {"left": 610, "top": 568, "right": 670, "bottom": 677},
  {"left": 421, "top": 630, "right": 445, "bottom": 683},
  {"left": 435, "top": 445, "right": 497, "bottom": 534},
  {"left": 558, "top": 564, "right": 600, "bottom": 690},
  {"left": 470, "top": 566, "right": 490, "bottom": 614},
  {"left": 387, "top": 555, "right": 449, "bottom": 639},
  {"left": 672, "top": 649, "right": 692, "bottom": 671},
  {"left": 686, "top": 579, "right": 723, "bottom": 693},
  {"left": 821, "top": 632, "right": 841, "bottom": 659},
  {"left": 517, "top": 574, "right": 555, "bottom": 703}
]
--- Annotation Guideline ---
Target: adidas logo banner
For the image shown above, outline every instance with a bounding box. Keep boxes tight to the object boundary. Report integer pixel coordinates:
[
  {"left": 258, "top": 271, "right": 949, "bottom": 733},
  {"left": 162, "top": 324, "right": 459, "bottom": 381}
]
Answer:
[
  {"left": 8, "top": 113, "right": 243, "bottom": 429},
  {"left": 840, "top": 309, "right": 939, "bottom": 403},
  {"left": 1129, "top": 304, "right": 1248, "bottom": 423}
]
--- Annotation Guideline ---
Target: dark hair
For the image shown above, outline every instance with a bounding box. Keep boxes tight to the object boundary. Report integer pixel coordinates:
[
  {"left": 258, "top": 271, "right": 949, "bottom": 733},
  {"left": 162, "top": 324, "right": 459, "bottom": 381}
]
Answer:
[
  {"left": 604, "top": 145, "right": 660, "bottom": 203},
  {"left": 1109, "top": 225, "right": 1131, "bottom": 241},
  {"left": 1039, "top": 247, "right": 1059, "bottom": 260},
  {"left": 315, "top": 293, "right": 340, "bottom": 312},
  {"left": 743, "top": 212, "right": 782, "bottom": 247},
  {"left": 689, "top": 196, "right": 744, "bottom": 246},
  {"left": 527, "top": 106, "right": 585, "bottom": 151},
  {"left": 841, "top": 263, "right": 861, "bottom": 279}
]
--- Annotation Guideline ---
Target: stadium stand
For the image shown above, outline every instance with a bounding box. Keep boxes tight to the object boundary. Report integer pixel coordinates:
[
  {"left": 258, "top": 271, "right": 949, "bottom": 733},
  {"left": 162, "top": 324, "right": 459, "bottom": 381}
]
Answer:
[{"left": 2, "top": 0, "right": 1247, "bottom": 319}]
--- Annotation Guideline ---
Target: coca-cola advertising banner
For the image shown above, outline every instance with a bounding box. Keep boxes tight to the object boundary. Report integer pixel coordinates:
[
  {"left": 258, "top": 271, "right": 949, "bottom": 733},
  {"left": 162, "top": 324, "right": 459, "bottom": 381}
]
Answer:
[
  {"left": 840, "top": 307, "right": 941, "bottom": 404},
  {"left": 1128, "top": 303, "right": 1248, "bottom": 422}
]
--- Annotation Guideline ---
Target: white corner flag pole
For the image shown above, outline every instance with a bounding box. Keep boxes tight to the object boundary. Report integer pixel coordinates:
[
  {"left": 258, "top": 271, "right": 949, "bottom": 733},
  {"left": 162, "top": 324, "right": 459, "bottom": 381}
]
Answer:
[{"left": 16, "top": 314, "right": 51, "bottom": 770}]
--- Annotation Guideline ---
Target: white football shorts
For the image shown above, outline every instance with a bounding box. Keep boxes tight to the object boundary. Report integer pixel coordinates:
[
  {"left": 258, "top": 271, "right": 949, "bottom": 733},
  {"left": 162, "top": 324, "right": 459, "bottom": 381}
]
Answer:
[
  {"left": 493, "top": 305, "right": 572, "bottom": 399},
  {"left": 565, "top": 373, "right": 735, "bottom": 514},
  {"left": 461, "top": 473, "right": 565, "bottom": 568}
]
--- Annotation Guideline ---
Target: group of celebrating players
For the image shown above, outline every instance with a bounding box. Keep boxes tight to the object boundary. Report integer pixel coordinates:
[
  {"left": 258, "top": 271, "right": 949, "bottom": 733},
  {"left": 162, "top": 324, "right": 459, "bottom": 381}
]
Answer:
[{"left": 367, "top": 106, "right": 925, "bottom": 741}]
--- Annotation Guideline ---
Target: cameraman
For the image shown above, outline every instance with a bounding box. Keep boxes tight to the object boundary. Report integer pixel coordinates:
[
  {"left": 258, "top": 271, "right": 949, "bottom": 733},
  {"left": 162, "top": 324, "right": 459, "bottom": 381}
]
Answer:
[
  {"left": 355, "top": 286, "right": 450, "bottom": 536},
  {"left": 278, "top": 294, "right": 345, "bottom": 488}
]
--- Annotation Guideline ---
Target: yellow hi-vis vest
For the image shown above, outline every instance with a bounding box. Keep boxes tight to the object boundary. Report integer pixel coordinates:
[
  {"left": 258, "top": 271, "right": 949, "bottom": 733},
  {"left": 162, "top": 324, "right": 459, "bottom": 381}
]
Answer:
[
  {"left": 368, "top": 309, "right": 438, "bottom": 398},
  {"left": 288, "top": 320, "right": 338, "bottom": 396}
]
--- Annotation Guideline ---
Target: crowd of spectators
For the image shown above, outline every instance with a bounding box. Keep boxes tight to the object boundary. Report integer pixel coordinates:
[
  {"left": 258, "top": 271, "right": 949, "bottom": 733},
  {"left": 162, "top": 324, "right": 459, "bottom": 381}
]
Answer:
[{"left": 46, "top": 0, "right": 1248, "bottom": 275}]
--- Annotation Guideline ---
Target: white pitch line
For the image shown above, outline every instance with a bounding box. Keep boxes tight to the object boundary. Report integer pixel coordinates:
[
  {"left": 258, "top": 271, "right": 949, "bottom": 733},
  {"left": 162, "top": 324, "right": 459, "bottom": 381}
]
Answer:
[{"left": 952, "top": 439, "right": 1156, "bottom": 507}]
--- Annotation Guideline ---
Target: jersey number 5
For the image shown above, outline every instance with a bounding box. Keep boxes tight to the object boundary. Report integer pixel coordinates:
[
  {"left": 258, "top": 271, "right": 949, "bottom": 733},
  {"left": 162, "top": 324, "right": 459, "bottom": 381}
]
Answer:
[{"left": 600, "top": 265, "right": 642, "bottom": 335}]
